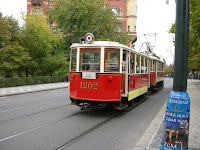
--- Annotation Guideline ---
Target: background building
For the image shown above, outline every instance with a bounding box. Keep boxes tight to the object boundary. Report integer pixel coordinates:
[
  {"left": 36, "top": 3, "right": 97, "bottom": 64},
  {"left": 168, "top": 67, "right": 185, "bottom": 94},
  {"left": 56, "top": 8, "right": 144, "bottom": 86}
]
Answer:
[
  {"left": 107, "top": 0, "right": 137, "bottom": 47},
  {"left": 27, "top": 0, "right": 137, "bottom": 46},
  {"left": 27, "top": 0, "right": 55, "bottom": 16}
]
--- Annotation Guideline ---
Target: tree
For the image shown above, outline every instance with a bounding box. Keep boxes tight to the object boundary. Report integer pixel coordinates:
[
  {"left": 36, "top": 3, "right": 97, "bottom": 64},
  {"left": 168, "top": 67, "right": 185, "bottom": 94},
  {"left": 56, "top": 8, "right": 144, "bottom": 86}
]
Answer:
[
  {"left": 188, "top": 0, "right": 200, "bottom": 71},
  {"left": 0, "top": 13, "right": 30, "bottom": 78},
  {"left": 164, "top": 64, "right": 174, "bottom": 76},
  {"left": 48, "top": 0, "right": 129, "bottom": 46},
  {"left": 169, "top": 0, "right": 200, "bottom": 71},
  {"left": 23, "top": 14, "right": 65, "bottom": 77}
]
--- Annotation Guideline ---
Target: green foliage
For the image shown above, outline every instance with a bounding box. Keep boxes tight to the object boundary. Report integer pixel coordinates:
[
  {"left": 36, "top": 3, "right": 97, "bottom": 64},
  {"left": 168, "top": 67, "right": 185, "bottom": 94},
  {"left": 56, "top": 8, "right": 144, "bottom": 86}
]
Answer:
[
  {"left": 188, "top": 0, "right": 200, "bottom": 71},
  {"left": 0, "top": 12, "right": 67, "bottom": 78},
  {"left": 164, "top": 64, "right": 174, "bottom": 76},
  {"left": 23, "top": 14, "right": 66, "bottom": 76},
  {"left": 48, "top": 0, "right": 130, "bottom": 44},
  {"left": 0, "top": 76, "right": 66, "bottom": 88},
  {"left": 168, "top": 23, "right": 175, "bottom": 34},
  {"left": 169, "top": 0, "right": 200, "bottom": 71},
  {"left": 0, "top": 13, "right": 30, "bottom": 78}
]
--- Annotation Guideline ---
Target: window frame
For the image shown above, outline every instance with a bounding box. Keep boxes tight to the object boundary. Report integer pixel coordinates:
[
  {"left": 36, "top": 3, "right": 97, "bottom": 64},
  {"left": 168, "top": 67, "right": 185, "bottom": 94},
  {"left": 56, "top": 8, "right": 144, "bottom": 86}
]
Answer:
[
  {"left": 79, "top": 48, "right": 101, "bottom": 72},
  {"left": 104, "top": 48, "right": 120, "bottom": 72},
  {"left": 130, "top": 52, "right": 135, "bottom": 74},
  {"left": 136, "top": 54, "right": 141, "bottom": 74},
  {"left": 71, "top": 49, "right": 77, "bottom": 71}
]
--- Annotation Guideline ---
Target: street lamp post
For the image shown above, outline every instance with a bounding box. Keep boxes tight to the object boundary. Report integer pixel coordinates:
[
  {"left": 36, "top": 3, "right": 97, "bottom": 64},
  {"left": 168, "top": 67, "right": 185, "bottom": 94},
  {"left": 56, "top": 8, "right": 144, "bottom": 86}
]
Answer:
[
  {"left": 97, "top": 7, "right": 117, "bottom": 41},
  {"left": 173, "top": 0, "right": 189, "bottom": 91},
  {"left": 161, "top": 0, "right": 190, "bottom": 149},
  {"left": 167, "top": 49, "right": 174, "bottom": 64}
]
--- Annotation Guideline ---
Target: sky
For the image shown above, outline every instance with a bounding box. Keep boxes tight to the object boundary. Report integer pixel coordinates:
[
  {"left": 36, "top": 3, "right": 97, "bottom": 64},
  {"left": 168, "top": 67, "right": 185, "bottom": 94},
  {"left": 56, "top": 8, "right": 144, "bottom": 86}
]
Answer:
[
  {"left": 0, "top": 0, "right": 176, "bottom": 65},
  {"left": 135, "top": 0, "right": 176, "bottom": 65}
]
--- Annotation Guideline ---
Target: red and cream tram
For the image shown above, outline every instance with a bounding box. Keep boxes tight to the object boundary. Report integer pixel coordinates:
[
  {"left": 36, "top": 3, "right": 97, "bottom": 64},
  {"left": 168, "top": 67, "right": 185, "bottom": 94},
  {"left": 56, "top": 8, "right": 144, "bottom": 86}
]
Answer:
[{"left": 69, "top": 33, "right": 164, "bottom": 110}]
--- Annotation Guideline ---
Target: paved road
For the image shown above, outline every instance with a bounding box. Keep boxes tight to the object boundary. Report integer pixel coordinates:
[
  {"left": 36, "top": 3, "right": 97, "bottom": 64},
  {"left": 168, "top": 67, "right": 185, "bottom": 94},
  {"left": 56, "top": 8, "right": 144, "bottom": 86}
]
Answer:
[{"left": 0, "top": 78, "right": 173, "bottom": 150}]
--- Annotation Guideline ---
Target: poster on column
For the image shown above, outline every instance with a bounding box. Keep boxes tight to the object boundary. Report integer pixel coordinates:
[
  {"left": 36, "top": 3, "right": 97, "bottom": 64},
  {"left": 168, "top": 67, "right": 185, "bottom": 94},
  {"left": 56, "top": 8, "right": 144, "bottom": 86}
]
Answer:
[{"left": 160, "top": 91, "right": 190, "bottom": 150}]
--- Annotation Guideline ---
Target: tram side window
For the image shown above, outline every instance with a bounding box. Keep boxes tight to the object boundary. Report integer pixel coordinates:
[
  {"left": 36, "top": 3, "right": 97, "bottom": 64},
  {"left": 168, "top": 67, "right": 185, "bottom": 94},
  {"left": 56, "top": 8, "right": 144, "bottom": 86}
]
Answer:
[
  {"left": 141, "top": 56, "right": 144, "bottom": 73},
  {"left": 145, "top": 58, "right": 148, "bottom": 73},
  {"left": 158, "top": 62, "right": 161, "bottom": 71},
  {"left": 130, "top": 52, "right": 135, "bottom": 73},
  {"left": 105, "top": 49, "right": 119, "bottom": 72},
  {"left": 71, "top": 49, "right": 77, "bottom": 71},
  {"left": 158, "top": 62, "right": 164, "bottom": 71},
  {"left": 136, "top": 54, "right": 140, "bottom": 73},
  {"left": 153, "top": 60, "right": 155, "bottom": 71},
  {"left": 80, "top": 48, "right": 100, "bottom": 71}
]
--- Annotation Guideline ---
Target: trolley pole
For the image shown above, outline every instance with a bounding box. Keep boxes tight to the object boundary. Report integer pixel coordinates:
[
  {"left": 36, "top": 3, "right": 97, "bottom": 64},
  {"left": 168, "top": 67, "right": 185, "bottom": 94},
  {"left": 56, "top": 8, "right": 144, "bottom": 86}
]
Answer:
[
  {"left": 97, "top": 7, "right": 117, "bottom": 41},
  {"left": 161, "top": 0, "right": 190, "bottom": 149}
]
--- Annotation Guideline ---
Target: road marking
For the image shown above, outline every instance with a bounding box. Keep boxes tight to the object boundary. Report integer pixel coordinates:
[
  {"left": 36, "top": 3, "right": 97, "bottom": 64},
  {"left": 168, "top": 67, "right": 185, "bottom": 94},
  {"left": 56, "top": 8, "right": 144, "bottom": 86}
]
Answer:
[
  {"left": 0, "top": 120, "right": 55, "bottom": 142},
  {"left": 0, "top": 112, "right": 71, "bottom": 142},
  {"left": 0, "top": 103, "right": 45, "bottom": 113}
]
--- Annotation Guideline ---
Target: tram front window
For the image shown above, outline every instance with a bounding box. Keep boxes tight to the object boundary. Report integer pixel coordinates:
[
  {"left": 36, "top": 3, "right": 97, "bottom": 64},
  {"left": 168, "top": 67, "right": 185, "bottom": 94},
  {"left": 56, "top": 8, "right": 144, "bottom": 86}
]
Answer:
[{"left": 80, "top": 48, "right": 100, "bottom": 71}]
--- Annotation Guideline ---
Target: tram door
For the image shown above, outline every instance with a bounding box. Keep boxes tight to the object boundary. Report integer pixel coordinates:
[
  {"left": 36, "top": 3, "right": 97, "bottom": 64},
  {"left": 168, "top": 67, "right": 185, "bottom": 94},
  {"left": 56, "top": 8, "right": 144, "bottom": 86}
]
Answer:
[{"left": 122, "top": 50, "right": 128, "bottom": 95}]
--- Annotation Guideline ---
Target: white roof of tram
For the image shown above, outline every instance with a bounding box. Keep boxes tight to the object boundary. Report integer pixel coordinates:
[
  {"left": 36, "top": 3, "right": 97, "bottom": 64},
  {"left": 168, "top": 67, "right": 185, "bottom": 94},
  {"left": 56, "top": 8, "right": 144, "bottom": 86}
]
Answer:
[
  {"left": 71, "top": 41, "right": 131, "bottom": 50},
  {"left": 70, "top": 41, "right": 164, "bottom": 63}
]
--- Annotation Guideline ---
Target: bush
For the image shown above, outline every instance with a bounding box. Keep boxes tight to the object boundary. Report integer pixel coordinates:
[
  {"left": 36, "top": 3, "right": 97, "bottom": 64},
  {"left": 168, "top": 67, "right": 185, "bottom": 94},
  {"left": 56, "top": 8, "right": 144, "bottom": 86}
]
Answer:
[{"left": 0, "top": 75, "right": 66, "bottom": 88}]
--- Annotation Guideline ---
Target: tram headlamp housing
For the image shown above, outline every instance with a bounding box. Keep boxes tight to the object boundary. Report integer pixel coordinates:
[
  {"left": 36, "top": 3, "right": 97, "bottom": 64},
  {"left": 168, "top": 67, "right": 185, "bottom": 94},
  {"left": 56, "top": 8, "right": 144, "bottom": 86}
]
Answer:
[{"left": 85, "top": 33, "right": 94, "bottom": 44}]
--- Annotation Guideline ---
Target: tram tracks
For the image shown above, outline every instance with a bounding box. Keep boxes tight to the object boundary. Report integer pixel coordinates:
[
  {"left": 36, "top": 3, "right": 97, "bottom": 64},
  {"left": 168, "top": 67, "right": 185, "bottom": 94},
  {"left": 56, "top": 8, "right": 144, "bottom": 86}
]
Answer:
[
  {"left": 0, "top": 82, "right": 170, "bottom": 149},
  {"left": 0, "top": 109, "right": 83, "bottom": 142},
  {"left": 53, "top": 110, "right": 122, "bottom": 150},
  {"left": 0, "top": 104, "right": 71, "bottom": 124},
  {"left": 53, "top": 97, "right": 149, "bottom": 149}
]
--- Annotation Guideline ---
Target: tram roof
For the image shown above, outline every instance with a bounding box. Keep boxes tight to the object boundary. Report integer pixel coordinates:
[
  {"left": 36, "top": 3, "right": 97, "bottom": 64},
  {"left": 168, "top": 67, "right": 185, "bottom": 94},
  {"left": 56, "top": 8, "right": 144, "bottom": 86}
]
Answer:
[
  {"left": 148, "top": 54, "right": 164, "bottom": 63},
  {"left": 71, "top": 41, "right": 130, "bottom": 49},
  {"left": 70, "top": 41, "right": 164, "bottom": 63},
  {"left": 71, "top": 41, "right": 145, "bottom": 55}
]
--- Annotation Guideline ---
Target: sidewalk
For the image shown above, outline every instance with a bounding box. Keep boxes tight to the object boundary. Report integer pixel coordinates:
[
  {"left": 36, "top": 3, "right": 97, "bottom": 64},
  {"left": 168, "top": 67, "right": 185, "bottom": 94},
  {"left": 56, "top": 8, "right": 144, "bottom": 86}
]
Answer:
[
  {"left": 133, "top": 79, "right": 200, "bottom": 150},
  {"left": 0, "top": 82, "right": 69, "bottom": 97}
]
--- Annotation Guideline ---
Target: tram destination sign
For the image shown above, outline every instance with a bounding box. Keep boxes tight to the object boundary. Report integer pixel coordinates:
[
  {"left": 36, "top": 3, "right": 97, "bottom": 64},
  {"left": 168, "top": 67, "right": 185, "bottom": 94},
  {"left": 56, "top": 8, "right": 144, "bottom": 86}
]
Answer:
[{"left": 82, "top": 72, "right": 96, "bottom": 79}]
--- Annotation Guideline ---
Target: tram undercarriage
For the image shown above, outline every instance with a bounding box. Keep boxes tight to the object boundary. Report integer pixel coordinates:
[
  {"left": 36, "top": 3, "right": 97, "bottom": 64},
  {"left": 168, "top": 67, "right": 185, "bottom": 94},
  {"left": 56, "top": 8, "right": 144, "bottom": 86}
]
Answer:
[
  {"left": 150, "top": 81, "right": 164, "bottom": 92},
  {"left": 70, "top": 93, "right": 148, "bottom": 111}
]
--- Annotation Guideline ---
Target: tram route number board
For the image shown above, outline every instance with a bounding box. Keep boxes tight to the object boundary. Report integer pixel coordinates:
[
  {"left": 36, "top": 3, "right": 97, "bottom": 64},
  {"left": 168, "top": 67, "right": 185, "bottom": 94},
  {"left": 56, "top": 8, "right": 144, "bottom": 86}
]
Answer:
[{"left": 82, "top": 72, "right": 96, "bottom": 79}]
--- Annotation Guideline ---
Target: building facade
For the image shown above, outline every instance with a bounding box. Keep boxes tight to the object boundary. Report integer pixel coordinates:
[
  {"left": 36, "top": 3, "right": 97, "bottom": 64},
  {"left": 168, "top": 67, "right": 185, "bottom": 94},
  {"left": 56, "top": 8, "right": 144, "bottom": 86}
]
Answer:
[
  {"left": 27, "top": 0, "right": 137, "bottom": 46},
  {"left": 27, "top": 0, "right": 55, "bottom": 16},
  {"left": 106, "top": 0, "right": 137, "bottom": 47}
]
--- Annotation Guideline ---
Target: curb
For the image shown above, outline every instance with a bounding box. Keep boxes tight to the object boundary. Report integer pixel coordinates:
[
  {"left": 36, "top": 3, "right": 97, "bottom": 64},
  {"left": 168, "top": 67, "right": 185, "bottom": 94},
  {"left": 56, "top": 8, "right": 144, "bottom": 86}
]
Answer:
[
  {"left": 0, "top": 82, "right": 70, "bottom": 97},
  {"left": 132, "top": 101, "right": 167, "bottom": 150}
]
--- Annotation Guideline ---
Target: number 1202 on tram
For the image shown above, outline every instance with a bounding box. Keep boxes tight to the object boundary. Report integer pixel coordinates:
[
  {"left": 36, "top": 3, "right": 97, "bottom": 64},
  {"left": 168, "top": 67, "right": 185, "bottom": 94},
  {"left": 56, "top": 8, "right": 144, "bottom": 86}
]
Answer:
[{"left": 69, "top": 33, "right": 164, "bottom": 110}]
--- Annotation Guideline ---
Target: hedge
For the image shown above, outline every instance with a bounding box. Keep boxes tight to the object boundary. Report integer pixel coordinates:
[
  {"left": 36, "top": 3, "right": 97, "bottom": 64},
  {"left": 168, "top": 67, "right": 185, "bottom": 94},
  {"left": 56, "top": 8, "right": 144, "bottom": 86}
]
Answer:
[{"left": 0, "top": 75, "right": 68, "bottom": 88}]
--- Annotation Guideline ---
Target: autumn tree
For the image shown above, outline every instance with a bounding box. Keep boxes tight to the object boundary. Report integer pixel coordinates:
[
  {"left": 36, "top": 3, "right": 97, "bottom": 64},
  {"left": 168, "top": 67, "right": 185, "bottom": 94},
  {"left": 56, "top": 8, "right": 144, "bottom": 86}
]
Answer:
[
  {"left": 48, "top": 0, "right": 130, "bottom": 48},
  {"left": 164, "top": 64, "right": 174, "bottom": 76},
  {"left": 23, "top": 14, "right": 66, "bottom": 77},
  {"left": 0, "top": 12, "right": 30, "bottom": 78},
  {"left": 169, "top": 0, "right": 200, "bottom": 71},
  {"left": 188, "top": 0, "right": 200, "bottom": 71}
]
